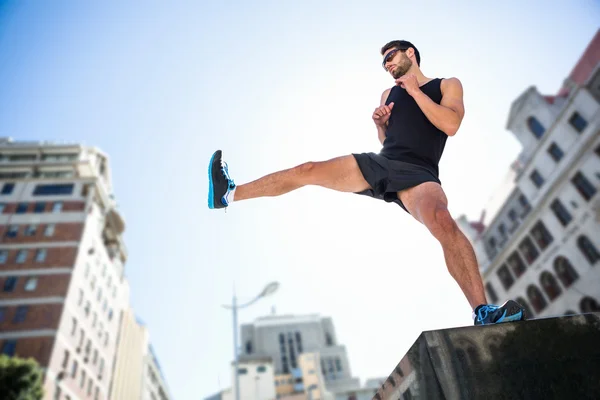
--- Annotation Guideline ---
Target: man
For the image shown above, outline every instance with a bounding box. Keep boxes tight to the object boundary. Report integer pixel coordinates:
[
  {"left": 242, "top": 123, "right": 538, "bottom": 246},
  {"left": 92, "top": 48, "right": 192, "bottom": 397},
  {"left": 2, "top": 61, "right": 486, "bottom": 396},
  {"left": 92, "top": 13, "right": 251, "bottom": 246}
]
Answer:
[{"left": 207, "top": 40, "right": 526, "bottom": 326}]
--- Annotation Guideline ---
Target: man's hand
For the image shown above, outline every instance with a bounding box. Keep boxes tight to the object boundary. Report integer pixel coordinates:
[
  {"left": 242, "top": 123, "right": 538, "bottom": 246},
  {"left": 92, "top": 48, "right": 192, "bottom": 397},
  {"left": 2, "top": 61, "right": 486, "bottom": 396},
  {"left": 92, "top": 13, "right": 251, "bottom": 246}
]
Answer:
[
  {"left": 372, "top": 102, "right": 394, "bottom": 127},
  {"left": 395, "top": 74, "right": 420, "bottom": 96}
]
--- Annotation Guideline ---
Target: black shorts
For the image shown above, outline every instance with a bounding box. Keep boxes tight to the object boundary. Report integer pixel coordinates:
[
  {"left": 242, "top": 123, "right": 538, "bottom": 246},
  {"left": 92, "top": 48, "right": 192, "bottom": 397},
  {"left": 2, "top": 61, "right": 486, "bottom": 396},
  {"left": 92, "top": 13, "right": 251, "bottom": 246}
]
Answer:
[{"left": 352, "top": 152, "right": 441, "bottom": 213}]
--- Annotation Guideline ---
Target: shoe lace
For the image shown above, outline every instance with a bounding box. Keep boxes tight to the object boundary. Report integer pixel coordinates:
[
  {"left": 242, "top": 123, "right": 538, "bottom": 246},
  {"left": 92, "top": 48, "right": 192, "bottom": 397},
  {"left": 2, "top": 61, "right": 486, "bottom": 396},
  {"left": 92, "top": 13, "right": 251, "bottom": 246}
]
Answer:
[
  {"left": 220, "top": 160, "right": 235, "bottom": 188},
  {"left": 477, "top": 305, "right": 499, "bottom": 322}
]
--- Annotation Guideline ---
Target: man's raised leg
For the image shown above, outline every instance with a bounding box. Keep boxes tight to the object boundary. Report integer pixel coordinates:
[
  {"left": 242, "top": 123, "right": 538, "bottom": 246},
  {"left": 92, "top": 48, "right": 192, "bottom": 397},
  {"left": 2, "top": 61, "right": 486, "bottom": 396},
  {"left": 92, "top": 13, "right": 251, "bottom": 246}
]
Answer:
[
  {"left": 208, "top": 150, "right": 371, "bottom": 209},
  {"left": 398, "top": 182, "right": 525, "bottom": 325}
]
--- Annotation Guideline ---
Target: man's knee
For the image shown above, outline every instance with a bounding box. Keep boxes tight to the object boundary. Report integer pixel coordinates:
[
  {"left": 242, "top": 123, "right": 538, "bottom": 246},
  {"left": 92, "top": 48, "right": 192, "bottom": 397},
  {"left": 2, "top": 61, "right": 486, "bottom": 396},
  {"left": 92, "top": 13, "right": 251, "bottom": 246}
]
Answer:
[
  {"left": 295, "top": 162, "right": 317, "bottom": 177},
  {"left": 424, "top": 203, "right": 457, "bottom": 240}
]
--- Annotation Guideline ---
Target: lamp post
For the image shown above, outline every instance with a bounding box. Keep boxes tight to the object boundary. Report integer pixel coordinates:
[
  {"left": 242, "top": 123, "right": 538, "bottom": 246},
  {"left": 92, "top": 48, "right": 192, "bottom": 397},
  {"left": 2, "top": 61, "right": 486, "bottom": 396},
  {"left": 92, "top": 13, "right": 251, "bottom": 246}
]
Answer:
[{"left": 223, "top": 281, "right": 279, "bottom": 400}]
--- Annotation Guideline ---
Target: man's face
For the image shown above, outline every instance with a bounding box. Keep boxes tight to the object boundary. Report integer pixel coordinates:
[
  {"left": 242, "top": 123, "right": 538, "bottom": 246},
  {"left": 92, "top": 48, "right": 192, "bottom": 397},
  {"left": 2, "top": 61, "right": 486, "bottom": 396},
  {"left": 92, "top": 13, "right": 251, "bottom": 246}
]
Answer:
[{"left": 382, "top": 48, "right": 412, "bottom": 79}]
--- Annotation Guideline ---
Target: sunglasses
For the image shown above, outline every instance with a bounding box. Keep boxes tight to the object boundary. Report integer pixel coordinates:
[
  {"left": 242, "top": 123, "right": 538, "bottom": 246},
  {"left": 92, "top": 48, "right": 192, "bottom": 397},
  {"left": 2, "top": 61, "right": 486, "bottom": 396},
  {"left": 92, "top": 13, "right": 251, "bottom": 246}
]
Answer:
[{"left": 382, "top": 48, "right": 407, "bottom": 69}]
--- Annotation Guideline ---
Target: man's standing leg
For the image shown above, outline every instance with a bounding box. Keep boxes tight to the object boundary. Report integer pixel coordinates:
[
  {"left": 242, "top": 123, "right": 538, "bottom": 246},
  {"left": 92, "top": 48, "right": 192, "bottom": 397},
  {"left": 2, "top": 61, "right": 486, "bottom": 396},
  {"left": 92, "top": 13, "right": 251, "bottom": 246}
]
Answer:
[
  {"left": 398, "top": 182, "right": 525, "bottom": 324},
  {"left": 208, "top": 150, "right": 372, "bottom": 209}
]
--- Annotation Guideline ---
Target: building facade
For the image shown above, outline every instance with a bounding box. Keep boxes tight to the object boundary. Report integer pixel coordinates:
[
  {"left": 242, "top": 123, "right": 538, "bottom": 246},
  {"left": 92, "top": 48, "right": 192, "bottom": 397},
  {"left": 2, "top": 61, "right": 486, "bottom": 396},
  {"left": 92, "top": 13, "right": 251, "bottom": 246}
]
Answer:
[
  {"left": 0, "top": 138, "right": 171, "bottom": 400},
  {"left": 110, "top": 307, "right": 172, "bottom": 400},
  {"left": 240, "top": 314, "right": 360, "bottom": 395},
  {"left": 458, "top": 29, "right": 600, "bottom": 320}
]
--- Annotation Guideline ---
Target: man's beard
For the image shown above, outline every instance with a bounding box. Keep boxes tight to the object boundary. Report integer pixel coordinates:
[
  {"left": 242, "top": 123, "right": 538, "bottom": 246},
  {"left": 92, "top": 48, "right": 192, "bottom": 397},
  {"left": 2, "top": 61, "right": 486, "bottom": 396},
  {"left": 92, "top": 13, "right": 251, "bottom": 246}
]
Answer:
[{"left": 391, "top": 55, "right": 413, "bottom": 79}]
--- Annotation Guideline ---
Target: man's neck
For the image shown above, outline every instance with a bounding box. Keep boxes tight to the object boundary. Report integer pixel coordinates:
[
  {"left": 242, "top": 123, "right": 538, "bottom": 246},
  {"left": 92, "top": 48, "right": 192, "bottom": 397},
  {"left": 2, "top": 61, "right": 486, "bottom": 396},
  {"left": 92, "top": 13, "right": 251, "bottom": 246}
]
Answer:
[{"left": 408, "top": 68, "right": 429, "bottom": 85}]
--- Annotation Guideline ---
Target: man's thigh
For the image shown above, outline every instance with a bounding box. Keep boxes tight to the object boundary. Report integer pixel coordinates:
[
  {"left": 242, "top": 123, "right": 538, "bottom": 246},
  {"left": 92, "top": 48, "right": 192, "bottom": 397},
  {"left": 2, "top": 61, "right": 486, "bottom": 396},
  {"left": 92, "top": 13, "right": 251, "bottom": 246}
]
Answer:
[
  {"left": 398, "top": 182, "right": 448, "bottom": 224},
  {"left": 310, "top": 154, "right": 372, "bottom": 193}
]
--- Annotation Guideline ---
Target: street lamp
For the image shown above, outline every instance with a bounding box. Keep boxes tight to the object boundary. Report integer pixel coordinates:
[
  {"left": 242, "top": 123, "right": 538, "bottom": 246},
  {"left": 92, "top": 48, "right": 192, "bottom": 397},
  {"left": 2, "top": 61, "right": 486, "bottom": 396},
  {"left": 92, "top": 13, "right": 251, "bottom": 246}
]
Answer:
[{"left": 222, "top": 281, "right": 279, "bottom": 400}]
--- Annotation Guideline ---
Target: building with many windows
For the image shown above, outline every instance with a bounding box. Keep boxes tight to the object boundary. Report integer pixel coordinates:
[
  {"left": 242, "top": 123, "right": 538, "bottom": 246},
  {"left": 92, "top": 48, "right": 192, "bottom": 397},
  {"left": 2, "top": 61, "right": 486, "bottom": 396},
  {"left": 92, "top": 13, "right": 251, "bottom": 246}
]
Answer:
[
  {"left": 240, "top": 314, "right": 360, "bottom": 395},
  {"left": 0, "top": 138, "right": 171, "bottom": 400},
  {"left": 458, "top": 29, "right": 600, "bottom": 320}
]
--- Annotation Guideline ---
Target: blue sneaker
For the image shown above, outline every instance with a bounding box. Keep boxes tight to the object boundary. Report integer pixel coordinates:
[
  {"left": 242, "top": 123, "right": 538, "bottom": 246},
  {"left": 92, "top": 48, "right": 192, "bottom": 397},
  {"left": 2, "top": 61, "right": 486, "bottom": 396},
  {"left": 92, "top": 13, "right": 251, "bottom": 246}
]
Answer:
[
  {"left": 474, "top": 300, "right": 525, "bottom": 325},
  {"left": 208, "top": 150, "right": 236, "bottom": 209}
]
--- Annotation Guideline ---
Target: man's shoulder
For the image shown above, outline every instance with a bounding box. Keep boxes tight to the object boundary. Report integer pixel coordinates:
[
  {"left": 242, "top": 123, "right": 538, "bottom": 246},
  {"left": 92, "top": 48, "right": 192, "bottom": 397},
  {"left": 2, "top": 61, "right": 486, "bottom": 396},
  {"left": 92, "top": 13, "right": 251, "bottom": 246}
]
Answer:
[{"left": 440, "top": 77, "right": 462, "bottom": 91}]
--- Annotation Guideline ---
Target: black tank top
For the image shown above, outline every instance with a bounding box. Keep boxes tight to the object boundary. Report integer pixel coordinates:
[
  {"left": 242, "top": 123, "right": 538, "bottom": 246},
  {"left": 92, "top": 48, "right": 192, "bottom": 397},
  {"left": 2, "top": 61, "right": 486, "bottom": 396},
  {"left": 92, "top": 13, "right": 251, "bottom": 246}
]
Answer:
[{"left": 380, "top": 78, "right": 447, "bottom": 177}]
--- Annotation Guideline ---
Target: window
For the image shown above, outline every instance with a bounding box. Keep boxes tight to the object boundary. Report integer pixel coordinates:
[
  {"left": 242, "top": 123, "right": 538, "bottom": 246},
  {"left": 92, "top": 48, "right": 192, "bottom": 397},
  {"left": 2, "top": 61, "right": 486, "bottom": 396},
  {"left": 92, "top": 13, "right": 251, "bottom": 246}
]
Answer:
[
  {"left": 530, "top": 221, "right": 553, "bottom": 250},
  {"left": 33, "top": 183, "right": 74, "bottom": 196},
  {"left": 550, "top": 199, "right": 572, "bottom": 226},
  {"left": 71, "top": 318, "right": 78, "bottom": 336},
  {"left": 257, "top": 365, "right": 267, "bottom": 373},
  {"left": 0, "top": 203, "right": 5, "bottom": 214},
  {"left": 62, "top": 350, "right": 70, "bottom": 369},
  {"left": 540, "top": 271, "right": 562, "bottom": 301},
  {"left": 530, "top": 170, "right": 545, "bottom": 188},
  {"left": 498, "top": 223, "right": 507, "bottom": 237},
  {"left": 507, "top": 251, "right": 527, "bottom": 278},
  {"left": 485, "top": 282, "right": 498, "bottom": 303},
  {"left": 568, "top": 112, "right": 587, "bottom": 133},
  {"left": 1, "top": 183, "right": 14, "bottom": 195},
  {"left": 1, "top": 340, "right": 16, "bottom": 356},
  {"left": 24, "top": 277, "right": 38, "bottom": 291},
  {"left": 518, "top": 195, "right": 531, "bottom": 214},
  {"left": 5, "top": 225, "right": 18, "bottom": 238},
  {"left": 52, "top": 201, "right": 63, "bottom": 212},
  {"left": 547, "top": 142, "right": 564, "bottom": 162},
  {"left": 553, "top": 257, "right": 579, "bottom": 288},
  {"left": 16, "top": 203, "right": 27, "bottom": 213},
  {"left": 34, "top": 202, "right": 46, "bottom": 213},
  {"left": 0, "top": 250, "right": 7, "bottom": 263},
  {"left": 35, "top": 249, "right": 47, "bottom": 263},
  {"left": 13, "top": 306, "right": 28, "bottom": 323},
  {"left": 71, "top": 360, "right": 78, "bottom": 378},
  {"left": 577, "top": 236, "right": 600, "bottom": 265},
  {"left": 0, "top": 308, "right": 5, "bottom": 322},
  {"left": 596, "top": 144, "right": 600, "bottom": 158},
  {"left": 24, "top": 225, "right": 37, "bottom": 236},
  {"left": 3, "top": 277, "right": 17, "bottom": 292},
  {"left": 527, "top": 285, "right": 547, "bottom": 313},
  {"left": 571, "top": 171, "right": 596, "bottom": 201},
  {"left": 527, "top": 116, "right": 545, "bottom": 138},
  {"left": 497, "top": 264, "right": 514, "bottom": 290},
  {"left": 15, "top": 250, "right": 28, "bottom": 263},
  {"left": 44, "top": 224, "right": 55, "bottom": 237},
  {"left": 80, "top": 370, "right": 86, "bottom": 389},
  {"left": 518, "top": 237, "right": 539, "bottom": 264}
]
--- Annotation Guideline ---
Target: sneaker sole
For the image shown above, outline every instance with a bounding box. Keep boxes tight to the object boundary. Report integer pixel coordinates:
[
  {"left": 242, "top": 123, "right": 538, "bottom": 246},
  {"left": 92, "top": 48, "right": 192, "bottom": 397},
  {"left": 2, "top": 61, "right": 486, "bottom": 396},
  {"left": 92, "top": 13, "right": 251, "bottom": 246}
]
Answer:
[{"left": 207, "top": 151, "right": 218, "bottom": 209}]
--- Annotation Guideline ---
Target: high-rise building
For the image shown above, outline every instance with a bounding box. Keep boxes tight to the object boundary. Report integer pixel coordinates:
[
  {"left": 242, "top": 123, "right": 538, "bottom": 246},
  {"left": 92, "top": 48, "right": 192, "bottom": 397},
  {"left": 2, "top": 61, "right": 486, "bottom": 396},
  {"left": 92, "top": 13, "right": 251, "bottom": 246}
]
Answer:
[
  {"left": 0, "top": 138, "right": 170, "bottom": 400},
  {"left": 110, "top": 307, "right": 172, "bottom": 400},
  {"left": 457, "top": 29, "right": 600, "bottom": 319},
  {"left": 240, "top": 314, "right": 360, "bottom": 394}
]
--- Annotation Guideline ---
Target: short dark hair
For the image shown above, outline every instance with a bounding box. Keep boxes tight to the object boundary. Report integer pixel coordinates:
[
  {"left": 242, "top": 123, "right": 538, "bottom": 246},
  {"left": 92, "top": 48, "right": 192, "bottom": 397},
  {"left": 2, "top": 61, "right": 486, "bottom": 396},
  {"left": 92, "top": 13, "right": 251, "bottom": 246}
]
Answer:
[{"left": 381, "top": 40, "right": 421, "bottom": 66}]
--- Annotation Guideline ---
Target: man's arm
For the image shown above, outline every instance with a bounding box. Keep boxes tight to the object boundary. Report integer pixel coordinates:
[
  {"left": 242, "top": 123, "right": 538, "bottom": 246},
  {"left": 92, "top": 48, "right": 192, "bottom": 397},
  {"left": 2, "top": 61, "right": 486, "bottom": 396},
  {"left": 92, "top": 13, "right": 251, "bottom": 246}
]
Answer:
[
  {"left": 376, "top": 88, "right": 392, "bottom": 145},
  {"left": 407, "top": 77, "right": 465, "bottom": 136}
]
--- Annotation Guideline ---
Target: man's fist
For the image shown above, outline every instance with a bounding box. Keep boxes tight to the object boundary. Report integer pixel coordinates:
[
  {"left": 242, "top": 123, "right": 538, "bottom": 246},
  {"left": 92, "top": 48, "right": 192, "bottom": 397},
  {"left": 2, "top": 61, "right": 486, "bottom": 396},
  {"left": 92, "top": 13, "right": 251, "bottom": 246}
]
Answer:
[
  {"left": 395, "top": 74, "right": 420, "bottom": 96},
  {"left": 372, "top": 102, "right": 394, "bottom": 127}
]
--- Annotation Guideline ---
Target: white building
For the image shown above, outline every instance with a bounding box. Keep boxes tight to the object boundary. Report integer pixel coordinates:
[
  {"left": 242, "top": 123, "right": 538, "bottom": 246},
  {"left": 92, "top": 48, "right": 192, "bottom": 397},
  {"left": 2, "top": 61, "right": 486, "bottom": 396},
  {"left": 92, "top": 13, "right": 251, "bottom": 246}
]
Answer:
[
  {"left": 240, "top": 314, "right": 360, "bottom": 394},
  {"left": 110, "top": 307, "right": 172, "bottom": 400},
  {"left": 458, "top": 29, "right": 600, "bottom": 319}
]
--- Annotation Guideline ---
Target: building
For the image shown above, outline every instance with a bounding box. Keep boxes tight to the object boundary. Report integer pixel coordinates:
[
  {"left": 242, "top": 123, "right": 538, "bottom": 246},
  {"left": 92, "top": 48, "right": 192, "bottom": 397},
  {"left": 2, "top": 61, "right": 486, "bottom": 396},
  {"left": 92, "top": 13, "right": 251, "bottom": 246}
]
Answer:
[
  {"left": 0, "top": 138, "right": 171, "bottom": 399},
  {"left": 458, "top": 29, "right": 600, "bottom": 319},
  {"left": 240, "top": 314, "right": 360, "bottom": 395},
  {"left": 110, "top": 307, "right": 172, "bottom": 400}
]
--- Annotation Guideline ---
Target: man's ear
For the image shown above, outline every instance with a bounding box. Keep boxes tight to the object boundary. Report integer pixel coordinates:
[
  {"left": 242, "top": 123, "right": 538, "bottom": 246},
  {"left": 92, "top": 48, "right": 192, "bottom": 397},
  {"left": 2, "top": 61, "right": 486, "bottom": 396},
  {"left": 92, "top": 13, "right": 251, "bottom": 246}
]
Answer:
[{"left": 406, "top": 47, "right": 414, "bottom": 58}]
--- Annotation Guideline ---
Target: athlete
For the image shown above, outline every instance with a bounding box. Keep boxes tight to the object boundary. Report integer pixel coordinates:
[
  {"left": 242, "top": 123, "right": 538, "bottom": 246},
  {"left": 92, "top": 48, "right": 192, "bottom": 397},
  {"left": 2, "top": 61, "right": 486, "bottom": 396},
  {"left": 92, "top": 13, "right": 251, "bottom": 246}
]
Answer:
[{"left": 207, "top": 40, "right": 526, "bottom": 326}]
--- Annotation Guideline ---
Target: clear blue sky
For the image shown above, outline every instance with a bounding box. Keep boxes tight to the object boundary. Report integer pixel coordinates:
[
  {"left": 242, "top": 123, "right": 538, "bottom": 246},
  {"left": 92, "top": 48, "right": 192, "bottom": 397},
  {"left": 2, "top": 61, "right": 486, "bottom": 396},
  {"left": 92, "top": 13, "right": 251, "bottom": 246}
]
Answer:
[{"left": 1, "top": 1, "right": 599, "bottom": 399}]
